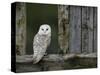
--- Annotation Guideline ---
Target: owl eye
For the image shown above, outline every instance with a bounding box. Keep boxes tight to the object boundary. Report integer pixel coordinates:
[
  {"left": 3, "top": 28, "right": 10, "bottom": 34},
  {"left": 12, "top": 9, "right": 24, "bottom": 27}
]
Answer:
[
  {"left": 41, "top": 28, "right": 44, "bottom": 31},
  {"left": 46, "top": 28, "right": 48, "bottom": 31}
]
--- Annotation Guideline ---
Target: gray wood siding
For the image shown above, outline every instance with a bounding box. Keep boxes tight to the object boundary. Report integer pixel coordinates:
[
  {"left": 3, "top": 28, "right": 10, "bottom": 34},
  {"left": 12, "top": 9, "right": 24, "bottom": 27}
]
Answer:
[
  {"left": 81, "top": 7, "right": 88, "bottom": 53},
  {"left": 58, "top": 5, "right": 97, "bottom": 54},
  {"left": 93, "top": 7, "right": 97, "bottom": 52},
  {"left": 69, "top": 6, "right": 81, "bottom": 53},
  {"left": 81, "top": 7, "right": 94, "bottom": 53},
  {"left": 87, "top": 7, "right": 94, "bottom": 53}
]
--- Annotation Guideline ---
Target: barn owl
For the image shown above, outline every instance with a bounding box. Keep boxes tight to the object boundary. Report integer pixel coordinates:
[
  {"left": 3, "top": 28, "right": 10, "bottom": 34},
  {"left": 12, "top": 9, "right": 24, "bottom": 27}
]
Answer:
[{"left": 33, "top": 24, "right": 51, "bottom": 64}]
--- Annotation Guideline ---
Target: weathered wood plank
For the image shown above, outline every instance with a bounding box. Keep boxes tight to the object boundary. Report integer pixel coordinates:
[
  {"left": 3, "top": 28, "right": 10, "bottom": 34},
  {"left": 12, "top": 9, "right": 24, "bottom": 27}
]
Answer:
[
  {"left": 16, "top": 53, "right": 97, "bottom": 72},
  {"left": 58, "top": 5, "right": 69, "bottom": 54},
  {"left": 16, "top": 3, "right": 26, "bottom": 55},
  {"left": 69, "top": 6, "right": 81, "bottom": 53},
  {"left": 16, "top": 53, "right": 97, "bottom": 63},
  {"left": 82, "top": 7, "right": 88, "bottom": 53},
  {"left": 82, "top": 7, "right": 94, "bottom": 53},
  {"left": 93, "top": 7, "right": 97, "bottom": 52},
  {"left": 87, "top": 7, "right": 94, "bottom": 53}
]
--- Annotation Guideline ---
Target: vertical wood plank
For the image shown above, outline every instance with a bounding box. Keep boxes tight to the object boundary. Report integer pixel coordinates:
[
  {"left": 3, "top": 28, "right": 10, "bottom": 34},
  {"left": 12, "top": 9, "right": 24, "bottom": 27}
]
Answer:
[
  {"left": 69, "top": 6, "right": 81, "bottom": 53},
  {"left": 81, "top": 7, "right": 88, "bottom": 53},
  {"left": 93, "top": 7, "right": 97, "bottom": 52},
  {"left": 87, "top": 7, "right": 93, "bottom": 53},
  {"left": 58, "top": 5, "right": 69, "bottom": 54},
  {"left": 82, "top": 7, "right": 94, "bottom": 53},
  {"left": 16, "top": 2, "right": 26, "bottom": 55}
]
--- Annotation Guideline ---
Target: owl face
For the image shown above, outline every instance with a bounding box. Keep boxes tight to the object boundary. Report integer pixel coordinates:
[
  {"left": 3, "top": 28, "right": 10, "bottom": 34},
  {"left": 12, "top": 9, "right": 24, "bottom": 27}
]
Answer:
[{"left": 38, "top": 24, "right": 51, "bottom": 36}]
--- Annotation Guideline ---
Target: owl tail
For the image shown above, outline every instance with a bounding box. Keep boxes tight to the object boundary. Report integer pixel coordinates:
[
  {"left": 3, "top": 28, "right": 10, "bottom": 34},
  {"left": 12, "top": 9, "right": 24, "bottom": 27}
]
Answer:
[{"left": 33, "top": 54, "right": 44, "bottom": 64}]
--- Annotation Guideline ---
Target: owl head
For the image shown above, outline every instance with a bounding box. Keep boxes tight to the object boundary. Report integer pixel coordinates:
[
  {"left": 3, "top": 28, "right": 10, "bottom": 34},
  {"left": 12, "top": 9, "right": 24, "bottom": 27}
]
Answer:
[{"left": 38, "top": 24, "right": 51, "bottom": 36}]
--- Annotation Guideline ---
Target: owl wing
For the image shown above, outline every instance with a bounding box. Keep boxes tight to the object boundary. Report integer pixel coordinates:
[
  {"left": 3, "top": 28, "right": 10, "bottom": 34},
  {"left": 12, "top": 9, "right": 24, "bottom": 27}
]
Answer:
[{"left": 33, "top": 34, "right": 47, "bottom": 64}]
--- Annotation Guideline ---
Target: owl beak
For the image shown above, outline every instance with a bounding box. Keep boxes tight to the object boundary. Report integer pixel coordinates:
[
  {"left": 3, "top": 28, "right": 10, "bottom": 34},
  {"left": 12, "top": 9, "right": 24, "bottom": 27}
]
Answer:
[{"left": 44, "top": 31, "right": 46, "bottom": 33}]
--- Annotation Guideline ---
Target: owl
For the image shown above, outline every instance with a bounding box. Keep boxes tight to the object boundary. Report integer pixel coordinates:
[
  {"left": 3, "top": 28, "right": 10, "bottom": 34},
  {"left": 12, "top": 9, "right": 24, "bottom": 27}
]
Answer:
[{"left": 33, "top": 24, "right": 51, "bottom": 64}]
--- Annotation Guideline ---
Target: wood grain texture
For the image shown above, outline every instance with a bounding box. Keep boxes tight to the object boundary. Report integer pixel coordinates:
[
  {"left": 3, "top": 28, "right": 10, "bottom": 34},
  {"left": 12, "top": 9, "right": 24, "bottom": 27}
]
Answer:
[
  {"left": 16, "top": 3, "right": 26, "bottom": 55},
  {"left": 16, "top": 53, "right": 97, "bottom": 63},
  {"left": 69, "top": 6, "right": 81, "bottom": 53},
  {"left": 82, "top": 7, "right": 94, "bottom": 53},
  {"left": 87, "top": 7, "right": 93, "bottom": 53},
  {"left": 93, "top": 7, "right": 97, "bottom": 52},
  {"left": 58, "top": 5, "right": 69, "bottom": 54},
  {"left": 81, "top": 7, "right": 88, "bottom": 53}
]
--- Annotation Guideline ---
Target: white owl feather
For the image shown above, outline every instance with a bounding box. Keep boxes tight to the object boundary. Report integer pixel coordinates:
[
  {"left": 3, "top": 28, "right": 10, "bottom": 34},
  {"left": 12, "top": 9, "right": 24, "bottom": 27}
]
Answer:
[{"left": 33, "top": 24, "right": 51, "bottom": 64}]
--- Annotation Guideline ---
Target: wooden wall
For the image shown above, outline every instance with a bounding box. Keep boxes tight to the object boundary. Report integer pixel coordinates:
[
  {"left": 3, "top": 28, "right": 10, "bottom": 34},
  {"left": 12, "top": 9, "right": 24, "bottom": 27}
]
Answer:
[
  {"left": 15, "top": 3, "right": 97, "bottom": 55},
  {"left": 16, "top": 3, "right": 26, "bottom": 55},
  {"left": 58, "top": 5, "right": 97, "bottom": 54}
]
